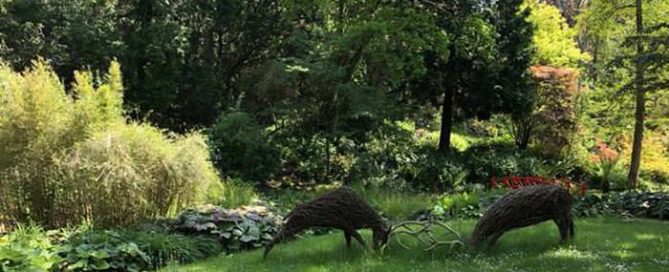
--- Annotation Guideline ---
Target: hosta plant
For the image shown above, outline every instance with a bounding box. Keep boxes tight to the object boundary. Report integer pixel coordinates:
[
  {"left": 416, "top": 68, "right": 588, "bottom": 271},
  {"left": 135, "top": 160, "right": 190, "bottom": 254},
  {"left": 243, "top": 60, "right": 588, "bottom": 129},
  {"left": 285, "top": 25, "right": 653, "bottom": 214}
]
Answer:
[{"left": 171, "top": 204, "right": 281, "bottom": 253}]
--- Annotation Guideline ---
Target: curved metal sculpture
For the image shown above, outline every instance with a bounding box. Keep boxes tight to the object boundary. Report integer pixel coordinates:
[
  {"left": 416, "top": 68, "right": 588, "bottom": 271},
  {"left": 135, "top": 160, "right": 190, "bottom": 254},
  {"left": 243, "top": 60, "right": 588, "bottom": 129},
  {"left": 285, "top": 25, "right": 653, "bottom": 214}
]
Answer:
[{"left": 389, "top": 219, "right": 464, "bottom": 251}]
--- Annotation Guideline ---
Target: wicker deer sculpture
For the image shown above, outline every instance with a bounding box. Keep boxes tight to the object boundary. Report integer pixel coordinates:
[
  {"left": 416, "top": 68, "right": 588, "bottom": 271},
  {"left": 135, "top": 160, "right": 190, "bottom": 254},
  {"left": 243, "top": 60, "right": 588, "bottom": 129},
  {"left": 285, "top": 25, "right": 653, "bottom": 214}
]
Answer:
[
  {"left": 470, "top": 184, "right": 575, "bottom": 246},
  {"left": 263, "top": 186, "right": 390, "bottom": 258}
]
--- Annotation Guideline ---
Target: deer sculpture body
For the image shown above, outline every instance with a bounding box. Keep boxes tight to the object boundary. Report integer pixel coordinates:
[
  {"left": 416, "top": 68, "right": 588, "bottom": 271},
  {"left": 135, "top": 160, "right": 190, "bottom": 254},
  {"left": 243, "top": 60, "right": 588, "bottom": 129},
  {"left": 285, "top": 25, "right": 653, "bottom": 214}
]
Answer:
[
  {"left": 470, "top": 185, "right": 574, "bottom": 246},
  {"left": 263, "top": 186, "right": 390, "bottom": 258}
]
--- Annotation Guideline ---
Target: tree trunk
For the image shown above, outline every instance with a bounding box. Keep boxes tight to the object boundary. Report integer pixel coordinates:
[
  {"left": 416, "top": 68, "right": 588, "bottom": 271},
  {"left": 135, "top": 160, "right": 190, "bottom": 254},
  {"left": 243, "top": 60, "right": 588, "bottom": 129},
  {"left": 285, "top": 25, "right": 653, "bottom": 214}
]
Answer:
[
  {"left": 513, "top": 115, "right": 533, "bottom": 150},
  {"left": 628, "top": 0, "right": 645, "bottom": 190},
  {"left": 601, "top": 177, "right": 610, "bottom": 193},
  {"left": 325, "top": 135, "right": 331, "bottom": 182},
  {"left": 438, "top": 85, "right": 454, "bottom": 153}
]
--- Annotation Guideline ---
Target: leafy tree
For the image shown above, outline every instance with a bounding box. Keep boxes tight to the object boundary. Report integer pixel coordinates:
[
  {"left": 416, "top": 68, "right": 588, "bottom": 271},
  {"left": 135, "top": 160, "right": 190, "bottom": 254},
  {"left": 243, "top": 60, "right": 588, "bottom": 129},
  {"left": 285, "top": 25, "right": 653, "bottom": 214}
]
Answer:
[
  {"left": 540, "top": 0, "right": 589, "bottom": 26},
  {"left": 0, "top": 0, "right": 287, "bottom": 132},
  {"left": 403, "top": 1, "right": 495, "bottom": 153},
  {"left": 525, "top": 0, "right": 591, "bottom": 67},
  {"left": 578, "top": 0, "right": 669, "bottom": 189},
  {"left": 208, "top": 111, "right": 280, "bottom": 186},
  {"left": 249, "top": 0, "right": 449, "bottom": 181},
  {"left": 623, "top": 0, "right": 669, "bottom": 189},
  {"left": 0, "top": 0, "right": 121, "bottom": 83},
  {"left": 496, "top": 0, "right": 536, "bottom": 150},
  {"left": 528, "top": 66, "right": 582, "bottom": 156},
  {"left": 130, "top": 0, "right": 286, "bottom": 131}
]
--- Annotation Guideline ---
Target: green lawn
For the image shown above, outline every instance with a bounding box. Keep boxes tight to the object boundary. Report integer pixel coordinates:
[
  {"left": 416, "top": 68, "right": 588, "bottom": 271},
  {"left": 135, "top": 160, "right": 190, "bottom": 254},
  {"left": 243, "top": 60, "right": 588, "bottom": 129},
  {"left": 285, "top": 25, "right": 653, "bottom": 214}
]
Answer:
[{"left": 162, "top": 217, "right": 669, "bottom": 272}]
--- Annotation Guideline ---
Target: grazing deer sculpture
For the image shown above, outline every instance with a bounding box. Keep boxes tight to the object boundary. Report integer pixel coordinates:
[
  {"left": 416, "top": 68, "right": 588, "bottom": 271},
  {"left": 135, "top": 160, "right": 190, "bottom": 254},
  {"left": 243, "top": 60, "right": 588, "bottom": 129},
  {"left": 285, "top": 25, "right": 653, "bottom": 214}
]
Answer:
[
  {"left": 263, "top": 186, "right": 390, "bottom": 258},
  {"left": 470, "top": 185, "right": 574, "bottom": 246}
]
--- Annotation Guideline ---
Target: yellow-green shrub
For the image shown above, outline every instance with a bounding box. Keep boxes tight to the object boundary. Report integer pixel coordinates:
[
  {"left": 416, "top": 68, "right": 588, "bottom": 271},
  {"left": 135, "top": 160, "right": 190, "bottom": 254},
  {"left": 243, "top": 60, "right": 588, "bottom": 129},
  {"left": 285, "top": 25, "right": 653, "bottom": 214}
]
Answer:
[
  {"left": 50, "top": 124, "right": 223, "bottom": 227},
  {"left": 0, "top": 60, "right": 223, "bottom": 227},
  {"left": 621, "top": 134, "right": 669, "bottom": 185}
]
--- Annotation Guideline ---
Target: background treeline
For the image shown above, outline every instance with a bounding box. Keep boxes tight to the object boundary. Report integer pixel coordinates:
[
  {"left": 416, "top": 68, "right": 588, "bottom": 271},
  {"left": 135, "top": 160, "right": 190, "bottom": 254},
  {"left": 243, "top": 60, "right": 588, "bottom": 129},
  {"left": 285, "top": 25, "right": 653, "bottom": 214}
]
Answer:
[
  {"left": 1, "top": 0, "right": 668, "bottom": 222},
  {"left": 1, "top": 1, "right": 669, "bottom": 271}
]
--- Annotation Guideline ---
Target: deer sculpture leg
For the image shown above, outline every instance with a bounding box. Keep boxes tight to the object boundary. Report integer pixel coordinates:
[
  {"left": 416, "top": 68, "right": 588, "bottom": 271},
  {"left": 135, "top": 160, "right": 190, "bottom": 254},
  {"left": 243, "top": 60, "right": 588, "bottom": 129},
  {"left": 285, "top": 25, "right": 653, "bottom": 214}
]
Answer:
[
  {"left": 554, "top": 218, "right": 569, "bottom": 242},
  {"left": 556, "top": 216, "right": 575, "bottom": 243},
  {"left": 344, "top": 231, "right": 352, "bottom": 248},
  {"left": 555, "top": 214, "right": 575, "bottom": 243},
  {"left": 349, "top": 229, "right": 367, "bottom": 249},
  {"left": 568, "top": 215, "right": 575, "bottom": 238},
  {"left": 488, "top": 231, "right": 505, "bottom": 245}
]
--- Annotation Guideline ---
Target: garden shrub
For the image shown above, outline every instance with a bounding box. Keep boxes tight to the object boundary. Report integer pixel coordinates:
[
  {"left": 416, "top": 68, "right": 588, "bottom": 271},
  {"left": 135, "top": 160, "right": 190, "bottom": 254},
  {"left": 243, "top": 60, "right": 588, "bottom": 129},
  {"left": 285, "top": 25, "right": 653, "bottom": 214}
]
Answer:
[
  {"left": 170, "top": 204, "right": 281, "bottom": 253},
  {"left": 219, "top": 179, "right": 259, "bottom": 208},
  {"left": 350, "top": 123, "right": 417, "bottom": 189},
  {"left": 398, "top": 149, "right": 469, "bottom": 193},
  {"left": 351, "top": 124, "right": 471, "bottom": 193},
  {"left": 1, "top": 226, "right": 221, "bottom": 272},
  {"left": 432, "top": 192, "right": 482, "bottom": 219},
  {"left": 0, "top": 60, "right": 223, "bottom": 228},
  {"left": 0, "top": 226, "right": 62, "bottom": 272},
  {"left": 572, "top": 191, "right": 669, "bottom": 220},
  {"left": 58, "top": 230, "right": 152, "bottom": 272},
  {"left": 208, "top": 111, "right": 280, "bottom": 186},
  {"left": 463, "top": 144, "right": 549, "bottom": 184},
  {"left": 111, "top": 230, "right": 221, "bottom": 269},
  {"left": 50, "top": 124, "right": 223, "bottom": 227},
  {"left": 273, "top": 133, "right": 357, "bottom": 187},
  {"left": 410, "top": 190, "right": 669, "bottom": 222},
  {"left": 527, "top": 66, "right": 581, "bottom": 156},
  {"left": 410, "top": 189, "right": 504, "bottom": 221}
]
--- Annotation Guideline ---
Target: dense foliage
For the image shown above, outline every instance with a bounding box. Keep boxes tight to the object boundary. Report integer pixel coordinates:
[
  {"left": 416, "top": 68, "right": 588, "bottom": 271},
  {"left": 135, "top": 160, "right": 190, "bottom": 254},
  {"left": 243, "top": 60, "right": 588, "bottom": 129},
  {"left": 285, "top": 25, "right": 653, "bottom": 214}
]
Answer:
[
  {"left": 0, "top": 226, "right": 62, "bottom": 272},
  {"left": 0, "top": 0, "right": 668, "bottom": 270},
  {"left": 0, "top": 61, "right": 223, "bottom": 228},
  {"left": 170, "top": 204, "right": 281, "bottom": 253},
  {"left": 0, "top": 226, "right": 222, "bottom": 272},
  {"left": 416, "top": 189, "right": 669, "bottom": 221}
]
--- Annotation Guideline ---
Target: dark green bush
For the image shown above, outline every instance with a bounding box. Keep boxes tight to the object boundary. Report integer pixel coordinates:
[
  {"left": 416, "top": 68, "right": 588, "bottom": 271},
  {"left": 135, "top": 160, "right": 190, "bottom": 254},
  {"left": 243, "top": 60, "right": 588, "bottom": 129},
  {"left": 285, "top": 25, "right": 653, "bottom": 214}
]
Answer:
[
  {"left": 350, "top": 125, "right": 470, "bottom": 193},
  {"left": 273, "top": 134, "right": 357, "bottom": 187},
  {"left": 1, "top": 226, "right": 221, "bottom": 272},
  {"left": 573, "top": 192, "right": 669, "bottom": 220},
  {"left": 397, "top": 149, "right": 468, "bottom": 193},
  {"left": 209, "top": 111, "right": 280, "bottom": 186},
  {"left": 411, "top": 189, "right": 504, "bottom": 221},
  {"left": 58, "top": 230, "right": 152, "bottom": 272},
  {"left": 463, "top": 144, "right": 549, "bottom": 183},
  {"left": 119, "top": 230, "right": 221, "bottom": 269},
  {"left": 409, "top": 189, "right": 669, "bottom": 222},
  {"left": 170, "top": 204, "right": 281, "bottom": 253},
  {"left": 350, "top": 125, "right": 418, "bottom": 190}
]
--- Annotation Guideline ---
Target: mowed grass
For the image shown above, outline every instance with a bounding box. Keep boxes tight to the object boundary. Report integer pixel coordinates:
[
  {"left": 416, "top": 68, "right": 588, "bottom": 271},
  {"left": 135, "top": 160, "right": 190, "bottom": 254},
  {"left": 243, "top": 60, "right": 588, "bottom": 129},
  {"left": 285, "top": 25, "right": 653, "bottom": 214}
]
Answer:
[{"left": 162, "top": 217, "right": 669, "bottom": 272}]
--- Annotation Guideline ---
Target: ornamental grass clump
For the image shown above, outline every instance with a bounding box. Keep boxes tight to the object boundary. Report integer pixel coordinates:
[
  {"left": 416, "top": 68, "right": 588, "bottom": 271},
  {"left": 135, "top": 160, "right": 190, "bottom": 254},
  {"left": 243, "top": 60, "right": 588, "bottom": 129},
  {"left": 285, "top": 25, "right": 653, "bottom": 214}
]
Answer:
[
  {"left": 591, "top": 140, "right": 619, "bottom": 193},
  {"left": 0, "top": 60, "right": 223, "bottom": 228}
]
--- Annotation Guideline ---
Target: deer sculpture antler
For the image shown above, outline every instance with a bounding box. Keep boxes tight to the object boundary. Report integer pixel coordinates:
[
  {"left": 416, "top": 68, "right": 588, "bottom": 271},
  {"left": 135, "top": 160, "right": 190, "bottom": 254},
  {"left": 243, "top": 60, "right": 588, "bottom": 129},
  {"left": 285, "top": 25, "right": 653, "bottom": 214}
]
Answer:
[{"left": 388, "top": 219, "right": 465, "bottom": 251}]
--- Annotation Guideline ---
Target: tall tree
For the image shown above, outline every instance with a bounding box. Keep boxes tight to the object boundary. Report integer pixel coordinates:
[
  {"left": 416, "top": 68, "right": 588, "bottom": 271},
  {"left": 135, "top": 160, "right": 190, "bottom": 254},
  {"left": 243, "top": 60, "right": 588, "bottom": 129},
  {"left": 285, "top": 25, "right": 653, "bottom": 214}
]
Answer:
[
  {"left": 405, "top": 0, "right": 497, "bottom": 153},
  {"left": 117, "top": 0, "right": 287, "bottom": 131},
  {"left": 578, "top": 0, "right": 669, "bottom": 189},
  {"left": 627, "top": 0, "right": 645, "bottom": 189},
  {"left": 497, "top": 0, "right": 536, "bottom": 150},
  {"left": 238, "top": 0, "right": 449, "bottom": 181},
  {"left": 625, "top": 0, "right": 669, "bottom": 188}
]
